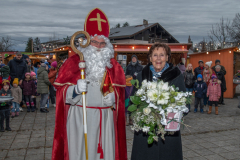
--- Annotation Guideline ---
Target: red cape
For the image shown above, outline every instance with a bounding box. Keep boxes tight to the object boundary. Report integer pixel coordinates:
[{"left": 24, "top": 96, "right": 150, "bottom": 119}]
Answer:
[{"left": 52, "top": 54, "right": 127, "bottom": 160}]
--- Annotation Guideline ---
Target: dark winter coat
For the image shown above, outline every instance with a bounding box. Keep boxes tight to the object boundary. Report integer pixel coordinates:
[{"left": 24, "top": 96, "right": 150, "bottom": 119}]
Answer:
[
  {"left": 193, "top": 80, "right": 207, "bottom": 98},
  {"left": 0, "top": 65, "right": 10, "bottom": 78},
  {"left": 131, "top": 63, "right": 185, "bottom": 160},
  {"left": 212, "top": 65, "right": 226, "bottom": 75},
  {"left": 37, "top": 67, "right": 51, "bottom": 94},
  {"left": 8, "top": 57, "right": 27, "bottom": 82},
  {"left": 0, "top": 89, "right": 12, "bottom": 110},
  {"left": 216, "top": 71, "right": 227, "bottom": 92},
  {"left": 126, "top": 61, "right": 143, "bottom": 79},
  {"left": 20, "top": 79, "right": 35, "bottom": 96},
  {"left": 183, "top": 70, "right": 196, "bottom": 88},
  {"left": 194, "top": 66, "right": 205, "bottom": 79}
]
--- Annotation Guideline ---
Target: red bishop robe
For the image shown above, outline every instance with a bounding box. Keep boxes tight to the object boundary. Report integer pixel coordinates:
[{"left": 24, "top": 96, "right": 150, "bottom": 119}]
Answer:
[{"left": 51, "top": 54, "right": 127, "bottom": 160}]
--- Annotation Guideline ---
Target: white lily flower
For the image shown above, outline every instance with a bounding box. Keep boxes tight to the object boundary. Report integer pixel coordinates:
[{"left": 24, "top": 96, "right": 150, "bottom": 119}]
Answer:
[
  {"left": 162, "top": 82, "right": 169, "bottom": 91},
  {"left": 136, "top": 88, "right": 145, "bottom": 96},
  {"left": 157, "top": 92, "right": 170, "bottom": 105},
  {"left": 147, "top": 89, "right": 158, "bottom": 102},
  {"left": 142, "top": 126, "right": 150, "bottom": 133},
  {"left": 142, "top": 79, "right": 148, "bottom": 89},
  {"left": 188, "top": 92, "right": 192, "bottom": 96}
]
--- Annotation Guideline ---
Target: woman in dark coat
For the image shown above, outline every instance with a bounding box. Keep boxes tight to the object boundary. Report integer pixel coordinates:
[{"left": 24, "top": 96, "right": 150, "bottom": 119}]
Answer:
[{"left": 131, "top": 43, "right": 186, "bottom": 160}]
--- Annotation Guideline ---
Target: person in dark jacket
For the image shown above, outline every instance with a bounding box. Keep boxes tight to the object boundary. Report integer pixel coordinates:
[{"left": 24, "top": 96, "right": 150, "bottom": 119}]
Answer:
[
  {"left": 37, "top": 63, "right": 51, "bottom": 113},
  {"left": 33, "top": 62, "right": 41, "bottom": 78},
  {"left": 8, "top": 52, "right": 27, "bottom": 85},
  {"left": 23, "top": 54, "right": 31, "bottom": 72},
  {"left": 183, "top": 63, "right": 196, "bottom": 111},
  {"left": 0, "top": 80, "right": 12, "bottom": 132},
  {"left": 215, "top": 65, "right": 226, "bottom": 105},
  {"left": 193, "top": 74, "right": 207, "bottom": 113},
  {"left": 126, "top": 55, "right": 143, "bottom": 79},
  {"left": 0, "top": 64, "right": 10, "bottom": 79},
  {"left": 194, "top": 60, "right": 205, "bottom": 79},
  {"left": 212, "top": 59, "right": 226, "bottom": 75},
  {"left": 131, "top": 43, "right": 186, "bottom": 160},
  {"left": 20, "top": 72, "right": 35, "bottom": 112}
]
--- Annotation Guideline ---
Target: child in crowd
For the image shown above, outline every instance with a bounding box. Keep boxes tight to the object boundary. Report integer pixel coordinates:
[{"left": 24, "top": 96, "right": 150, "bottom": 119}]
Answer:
[
  {"left": 193, "top": 74, "right": 207, "bottom": 113},
  {"left": 0, "top": 80, "right": 12, "bottom": 132},
  {"left": 10, "top": 78, "right": 22, "bottom": 118},
  {"left": 207, "top": 75, "right": 221, "bottom": 115},
  {"left": 31, "top": 71, "right": 39, "bottom": 110},
  {"left": 20, "top": 72, "right": 35, "bottom": 112}
]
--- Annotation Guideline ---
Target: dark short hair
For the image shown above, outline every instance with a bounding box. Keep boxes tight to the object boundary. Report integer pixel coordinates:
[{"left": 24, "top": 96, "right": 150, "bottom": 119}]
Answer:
[
  {"left": 215, "top": 59, "right": 220, "bottom": 64},
  {"left": 148, "top": 43, "right": 171, "bottom": 63}
]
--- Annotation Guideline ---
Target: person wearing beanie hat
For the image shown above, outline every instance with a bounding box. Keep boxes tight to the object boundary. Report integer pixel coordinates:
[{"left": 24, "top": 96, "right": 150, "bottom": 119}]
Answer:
[
  {"left": 193, "top": 74, "right": 207, "bottom": 113},
  {"left": 202, "top": 61, "right": 215, "bottom": 112},
  {"left": 48, "top": 61, "right": 58, "bottom": 107},
  {"left": 126, "top": 55, "right": 143, "bottom": 79},
  {"left": 13, "top": 78, "right": 19, "bottom": 86},
  {"left": 194, "top": 60, "right": 205, "bottom": 79},
  {"left": 0, "top": 79, "right": 12, "bottom": 132},
  {"left": 10, "top": 78, "right": 22, "bottom": 118},
  {"left": 37, "top": 61, "right": 51, "bottom": 113},
  {"left": 30, "top": 71, "right": 36, "bottom": 78},
  {"left": 20, "top": 72, "right": 35, "bottom": 112},
  {"left": 8, "top": 51, "right": 27, "bottom": 86},
  {"left": 207, "top": 74, "right": 221, "bottom": 115},
  {"left": 51, "top": 61, "right": 57, "bottom": 69},
  {"left": 215, "top": 65, "right": 226, "bottom": 105},
  {"left": 31, "top": 71, "right": 39, "bottom": 111},
  {"left": 212, "top": 59, "right": 226, "bottom": 75}
]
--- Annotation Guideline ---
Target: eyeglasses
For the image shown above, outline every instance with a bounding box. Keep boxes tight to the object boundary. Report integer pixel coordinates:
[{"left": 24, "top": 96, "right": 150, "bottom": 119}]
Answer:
[{"left": 91, "top": 40, "right": 106, "bottom": 47}]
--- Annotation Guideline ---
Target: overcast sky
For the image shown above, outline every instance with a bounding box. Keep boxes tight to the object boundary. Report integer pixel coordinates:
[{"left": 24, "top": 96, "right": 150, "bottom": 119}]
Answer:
[{"left": 0, "top": 0, "right": 239, "bottom": 51}]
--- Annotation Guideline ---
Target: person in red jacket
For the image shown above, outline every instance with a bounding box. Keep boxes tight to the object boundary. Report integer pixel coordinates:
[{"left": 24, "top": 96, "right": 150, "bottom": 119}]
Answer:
[
  {"left": 207, "top": 75, "right": 221, "bottom": 115},
  {"left": 48, "top": 61, "right": 57, "bottom": 107}
]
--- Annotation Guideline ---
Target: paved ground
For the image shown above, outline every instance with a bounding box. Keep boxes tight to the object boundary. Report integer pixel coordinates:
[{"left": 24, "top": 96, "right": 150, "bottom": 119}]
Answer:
[{"left": 0, "top": 97, "right": 240, "bottom": 160}]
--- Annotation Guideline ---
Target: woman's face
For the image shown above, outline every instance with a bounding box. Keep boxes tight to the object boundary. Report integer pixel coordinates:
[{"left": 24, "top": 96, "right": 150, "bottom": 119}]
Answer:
[
  {"left": 150, "top": 47, "right": 168, "bottom": 72},
  {"left": 188, "top": 64, "right": 193, "bottom": 70},
  {"left": 205, "top": 64, "right": 209, "bottom": 69}
]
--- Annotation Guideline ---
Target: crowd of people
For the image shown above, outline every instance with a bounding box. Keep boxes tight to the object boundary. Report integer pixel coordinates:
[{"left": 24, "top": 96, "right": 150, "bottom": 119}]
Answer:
[
  {"left": 183, "top": 59, "right": 226, "bottom": 115},
  {"left": 0, "top": 51, "right": 58, "bottom": 132},
  {"left": 124, "top": 57, "right": 227, "bottom": 126}
]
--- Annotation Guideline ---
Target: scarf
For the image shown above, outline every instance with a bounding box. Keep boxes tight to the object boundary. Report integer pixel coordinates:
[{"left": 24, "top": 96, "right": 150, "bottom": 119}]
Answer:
[{"left": 150, "top": 63, "right": 169, "bottom": 81}]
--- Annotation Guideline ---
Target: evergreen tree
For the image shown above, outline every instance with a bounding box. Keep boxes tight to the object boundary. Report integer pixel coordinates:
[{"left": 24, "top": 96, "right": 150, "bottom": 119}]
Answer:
[
  {"left": 115, "top": 23, "right": 121, "bottom": 28},
  {"left": 25, "top": 37, "right": 33, "bottom": 52},
  {"left": 122, "top": 22, "right": 129, "bottom": 27}
]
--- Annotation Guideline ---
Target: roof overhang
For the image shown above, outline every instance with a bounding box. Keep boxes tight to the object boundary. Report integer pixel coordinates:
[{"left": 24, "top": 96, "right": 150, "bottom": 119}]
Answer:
[{"left": 113, "top": 43, "right": 192, "bottom": 53}]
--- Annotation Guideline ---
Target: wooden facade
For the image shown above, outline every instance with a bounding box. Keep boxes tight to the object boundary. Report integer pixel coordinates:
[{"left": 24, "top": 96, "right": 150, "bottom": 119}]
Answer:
[{"left": 189, "top": 47, "right": 240, "bottom": 98}]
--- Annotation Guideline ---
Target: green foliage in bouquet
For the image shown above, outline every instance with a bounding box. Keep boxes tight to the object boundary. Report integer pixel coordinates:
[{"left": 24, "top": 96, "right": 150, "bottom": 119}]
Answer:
[{"left": 128, "top": 79, "right": 192, "bottom": 144}]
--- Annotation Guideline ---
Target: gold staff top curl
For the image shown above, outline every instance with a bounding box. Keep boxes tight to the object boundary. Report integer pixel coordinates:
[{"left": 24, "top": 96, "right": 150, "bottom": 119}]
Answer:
[{"left": 70, "top": 31, "right": 91, "bottom": 60}]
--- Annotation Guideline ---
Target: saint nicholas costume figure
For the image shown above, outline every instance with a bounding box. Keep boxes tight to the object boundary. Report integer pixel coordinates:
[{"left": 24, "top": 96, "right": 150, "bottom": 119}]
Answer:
[{"left": 51, "top": 8, "right": 127, "bottom": 160}]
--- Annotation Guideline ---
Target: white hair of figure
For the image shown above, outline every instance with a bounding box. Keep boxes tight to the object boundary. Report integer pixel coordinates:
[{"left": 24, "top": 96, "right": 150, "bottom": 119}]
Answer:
[{"left": 77, "top": 34, "right": 114, "bottom": 85}]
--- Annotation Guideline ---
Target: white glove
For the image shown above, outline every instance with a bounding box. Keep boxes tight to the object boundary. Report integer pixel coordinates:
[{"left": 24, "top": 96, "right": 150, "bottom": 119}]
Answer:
[
  {"left": 103, "top": 92, "right": 115, "bottom": 106},
  {"left": 75, "top": 79, "right": 88, "bottom": 94}
]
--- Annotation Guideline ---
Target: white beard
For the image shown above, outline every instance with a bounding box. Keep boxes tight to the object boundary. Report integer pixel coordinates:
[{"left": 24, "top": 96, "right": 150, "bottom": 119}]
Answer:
[{"left": 79, "top": 44, "right": 114, "bottom": 85}]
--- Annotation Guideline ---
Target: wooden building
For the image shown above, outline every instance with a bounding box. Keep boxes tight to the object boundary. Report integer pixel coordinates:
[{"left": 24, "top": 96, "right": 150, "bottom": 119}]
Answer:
[
  {"left": 188, "top": 47, "right": 240, "bottom": 98},
  {"left": 109, "top": 20, "right": 179, "bottom": 44}
]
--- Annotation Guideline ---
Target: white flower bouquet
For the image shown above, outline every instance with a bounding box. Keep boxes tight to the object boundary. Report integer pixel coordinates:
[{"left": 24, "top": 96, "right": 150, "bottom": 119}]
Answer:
[{"left": 128, "top": 79, "right": 192, "bottom": 144}]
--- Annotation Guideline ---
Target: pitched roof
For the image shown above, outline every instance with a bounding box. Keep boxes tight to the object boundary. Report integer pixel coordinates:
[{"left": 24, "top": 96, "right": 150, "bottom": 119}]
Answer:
[{"left": 109, "top": 23, "right": 179, "bottom": 43}]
